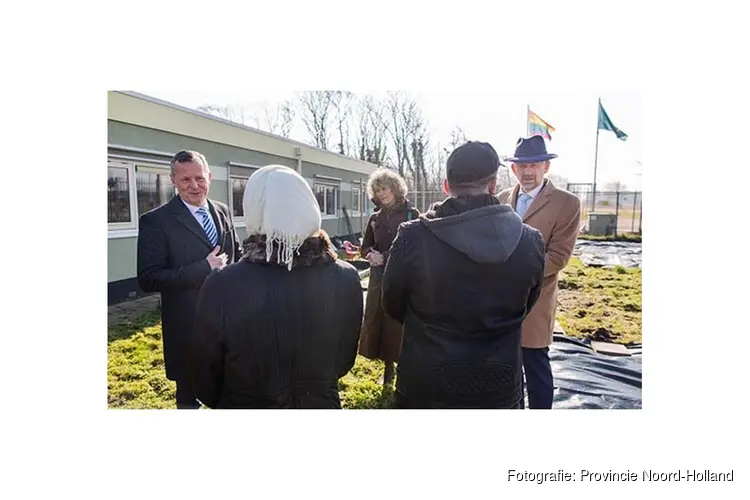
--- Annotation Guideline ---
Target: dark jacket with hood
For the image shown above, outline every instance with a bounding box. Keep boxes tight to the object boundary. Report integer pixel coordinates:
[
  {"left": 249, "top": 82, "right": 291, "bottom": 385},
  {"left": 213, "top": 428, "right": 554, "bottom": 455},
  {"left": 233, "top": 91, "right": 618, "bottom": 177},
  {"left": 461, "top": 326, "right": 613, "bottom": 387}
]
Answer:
[{"left": 381, "top": 194, "right": 545, "bottom": 409}]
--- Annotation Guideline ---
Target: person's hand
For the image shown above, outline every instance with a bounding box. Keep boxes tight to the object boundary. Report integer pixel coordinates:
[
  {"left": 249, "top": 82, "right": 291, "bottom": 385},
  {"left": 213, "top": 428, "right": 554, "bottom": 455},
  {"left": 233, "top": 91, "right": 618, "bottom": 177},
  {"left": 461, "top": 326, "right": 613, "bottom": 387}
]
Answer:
[
  {"left": 367, "top": 250, "right": 384, "bottom": 267},
  {"left": 206, "top": 246, "right": 228, "bottom": 270}
]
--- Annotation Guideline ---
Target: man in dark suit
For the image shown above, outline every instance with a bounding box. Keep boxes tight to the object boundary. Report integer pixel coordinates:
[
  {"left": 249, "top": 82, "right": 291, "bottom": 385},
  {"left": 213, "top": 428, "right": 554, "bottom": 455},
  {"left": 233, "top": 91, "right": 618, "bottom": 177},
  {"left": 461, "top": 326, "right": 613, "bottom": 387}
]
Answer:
[{"left": 137, "top": 150, "right": 243, "bottom": 409}]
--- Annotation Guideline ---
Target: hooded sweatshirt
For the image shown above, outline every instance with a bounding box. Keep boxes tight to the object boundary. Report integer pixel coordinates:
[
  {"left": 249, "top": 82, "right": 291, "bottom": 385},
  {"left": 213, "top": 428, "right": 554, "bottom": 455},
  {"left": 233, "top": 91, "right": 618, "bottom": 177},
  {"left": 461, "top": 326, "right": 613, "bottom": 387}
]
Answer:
[{"left": 381, "top": 194, "right": 545, "bottom": 408}]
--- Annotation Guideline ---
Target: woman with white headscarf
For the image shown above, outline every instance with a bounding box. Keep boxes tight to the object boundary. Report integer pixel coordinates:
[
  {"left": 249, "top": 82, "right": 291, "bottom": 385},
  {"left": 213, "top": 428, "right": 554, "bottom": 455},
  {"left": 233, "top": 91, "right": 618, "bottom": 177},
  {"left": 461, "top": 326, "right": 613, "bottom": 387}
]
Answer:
[{"left": 187, "top": 165, "right": 364, "bottom": 409}]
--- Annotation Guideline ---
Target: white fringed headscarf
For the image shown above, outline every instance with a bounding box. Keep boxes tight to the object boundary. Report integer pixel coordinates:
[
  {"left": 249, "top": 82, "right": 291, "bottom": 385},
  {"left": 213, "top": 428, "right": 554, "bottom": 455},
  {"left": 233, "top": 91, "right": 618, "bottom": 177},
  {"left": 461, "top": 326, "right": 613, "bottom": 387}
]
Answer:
[{"left": 243, "top": 165, "right": 322, "bottom": 271}]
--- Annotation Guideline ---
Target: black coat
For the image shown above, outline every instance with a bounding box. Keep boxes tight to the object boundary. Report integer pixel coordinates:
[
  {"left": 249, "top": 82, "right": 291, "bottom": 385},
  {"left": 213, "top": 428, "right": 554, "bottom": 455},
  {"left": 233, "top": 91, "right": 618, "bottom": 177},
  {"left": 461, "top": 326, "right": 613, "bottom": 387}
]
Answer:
[
  {"left": 187, "top": 249, "right": 364, "bottom": 409},
  {"left": 136, "top": 196, "right": 242, "bottom": 381},
  {"left": 382, "top": 195, "right": 545, "bottom": 408}
]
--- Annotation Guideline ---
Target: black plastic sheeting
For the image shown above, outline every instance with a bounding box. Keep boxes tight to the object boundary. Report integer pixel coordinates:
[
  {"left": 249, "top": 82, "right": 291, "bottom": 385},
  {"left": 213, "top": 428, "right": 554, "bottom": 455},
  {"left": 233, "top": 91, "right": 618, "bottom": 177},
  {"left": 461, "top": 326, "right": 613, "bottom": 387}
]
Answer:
[
  {"left": 574, "top": 240, "right": 642, "bottom": 268},
  {"left": 546, "top": 334, "right": 642, "bottom": 409},
  {"left": 359, "top": 289, "right": 642, "bottom": 409}
]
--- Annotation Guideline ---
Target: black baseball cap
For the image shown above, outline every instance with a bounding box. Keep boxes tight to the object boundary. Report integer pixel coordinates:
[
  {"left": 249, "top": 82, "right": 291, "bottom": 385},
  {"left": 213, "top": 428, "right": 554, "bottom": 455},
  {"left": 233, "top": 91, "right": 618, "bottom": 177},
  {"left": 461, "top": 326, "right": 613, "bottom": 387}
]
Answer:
[{"left": 446, "top": 141, "right": 500, "bottom": 185}]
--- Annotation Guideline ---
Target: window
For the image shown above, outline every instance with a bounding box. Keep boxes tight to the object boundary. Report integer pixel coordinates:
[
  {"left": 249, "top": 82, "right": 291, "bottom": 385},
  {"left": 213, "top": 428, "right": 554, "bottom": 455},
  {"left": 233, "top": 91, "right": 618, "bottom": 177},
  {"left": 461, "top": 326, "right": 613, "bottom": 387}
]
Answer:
[
  {"left": 136, "top": 167, "right": 175, "bottom": 216},
  {"left": 108, "top": 158, "right": 171, "bottom": 235},
  {"left": 231, "top": 177, "right": 248, "bottom": 218},
  {"left": 352, "top": 187, "right": 362, "bottom": 213},
  {"left": 108, "top": 166, "right": 131, "bottom": 223},
  {"left": 228, "top": 166, "right": 258, "bottom": 223},
  {"left": 315, "top": 182, "right": 339, "bottom": 216}
]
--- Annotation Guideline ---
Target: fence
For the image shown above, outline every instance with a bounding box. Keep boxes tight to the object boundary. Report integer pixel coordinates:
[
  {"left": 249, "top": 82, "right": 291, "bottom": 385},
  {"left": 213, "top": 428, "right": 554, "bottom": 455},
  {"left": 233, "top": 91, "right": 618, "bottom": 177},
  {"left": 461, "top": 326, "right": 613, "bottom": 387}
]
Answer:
[
  {"left": 566, "top": 183, "right": 642, "bottom": 235},
  {"left": 408, "top": 186, "right": 642, "bottom": 236},
  {"left": 409, "top": 190, "right": 448, "bottom": 213}
]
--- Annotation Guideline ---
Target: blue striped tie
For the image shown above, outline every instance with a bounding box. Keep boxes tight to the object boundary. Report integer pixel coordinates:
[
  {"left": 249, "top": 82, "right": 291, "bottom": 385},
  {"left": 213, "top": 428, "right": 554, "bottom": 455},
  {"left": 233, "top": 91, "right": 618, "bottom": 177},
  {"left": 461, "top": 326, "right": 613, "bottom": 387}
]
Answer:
[{"left": 196, "top": 207, "right": 219, "bottom": 246}]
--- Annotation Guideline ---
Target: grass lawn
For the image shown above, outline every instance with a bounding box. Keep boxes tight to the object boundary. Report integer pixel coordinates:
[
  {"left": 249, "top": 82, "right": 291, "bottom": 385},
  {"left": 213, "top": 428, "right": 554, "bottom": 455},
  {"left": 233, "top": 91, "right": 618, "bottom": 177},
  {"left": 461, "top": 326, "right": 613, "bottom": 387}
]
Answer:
[
  {"left": 108, "top": 257, "right": 641, "bottom": 409},
  {"left": 107, "top": 307, "right": 392, "bottom": 409},
  {"left": 108, "top": 309, "right": 175, "bottom": 409},
  {"left": 556, "top": 257, "right": 642, "bottom": 345}
]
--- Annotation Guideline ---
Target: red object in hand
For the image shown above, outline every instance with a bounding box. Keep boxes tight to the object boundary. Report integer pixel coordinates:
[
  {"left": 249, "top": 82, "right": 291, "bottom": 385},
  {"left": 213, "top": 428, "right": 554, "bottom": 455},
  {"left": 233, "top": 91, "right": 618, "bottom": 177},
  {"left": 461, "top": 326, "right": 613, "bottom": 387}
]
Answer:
[{"left": 343, "top": 240, "right": 360, "bottom": 256}]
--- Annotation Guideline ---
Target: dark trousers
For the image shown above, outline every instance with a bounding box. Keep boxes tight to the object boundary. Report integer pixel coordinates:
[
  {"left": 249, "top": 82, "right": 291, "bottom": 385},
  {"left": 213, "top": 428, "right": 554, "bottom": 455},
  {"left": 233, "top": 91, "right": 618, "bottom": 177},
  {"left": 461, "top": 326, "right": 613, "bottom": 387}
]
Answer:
[
  {"left": 175, "top": 378, "right": 201, "bottom": 409},
  {"left": 521, "top": 347, "right": 554, "bottom": 409}
]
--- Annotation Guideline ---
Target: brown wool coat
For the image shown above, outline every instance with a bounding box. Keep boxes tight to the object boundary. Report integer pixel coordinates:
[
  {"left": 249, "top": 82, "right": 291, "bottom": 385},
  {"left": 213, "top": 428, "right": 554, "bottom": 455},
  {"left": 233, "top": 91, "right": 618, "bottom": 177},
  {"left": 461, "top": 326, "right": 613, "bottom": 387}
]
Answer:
[
  {"left": 497, "top": 179, "right": 581, "bottom": 348},
  {"left": 358, "top": 200, "right": 420, "bottom": 362}
]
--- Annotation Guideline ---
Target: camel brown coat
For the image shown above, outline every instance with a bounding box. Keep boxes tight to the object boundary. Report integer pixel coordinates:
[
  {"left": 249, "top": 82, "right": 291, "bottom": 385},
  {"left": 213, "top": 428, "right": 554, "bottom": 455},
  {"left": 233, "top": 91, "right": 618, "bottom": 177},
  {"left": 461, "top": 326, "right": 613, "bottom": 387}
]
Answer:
[{"left": 497, "top": 179, "right": 581, "bottom": 348}]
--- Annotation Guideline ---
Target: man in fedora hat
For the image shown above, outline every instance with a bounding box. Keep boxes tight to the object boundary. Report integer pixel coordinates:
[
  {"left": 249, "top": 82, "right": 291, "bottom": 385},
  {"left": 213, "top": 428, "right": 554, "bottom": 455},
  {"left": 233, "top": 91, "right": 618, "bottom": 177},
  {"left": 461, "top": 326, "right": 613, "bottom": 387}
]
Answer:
[{"left": 497, "top": 136, "right": 581, "bottom": 409}]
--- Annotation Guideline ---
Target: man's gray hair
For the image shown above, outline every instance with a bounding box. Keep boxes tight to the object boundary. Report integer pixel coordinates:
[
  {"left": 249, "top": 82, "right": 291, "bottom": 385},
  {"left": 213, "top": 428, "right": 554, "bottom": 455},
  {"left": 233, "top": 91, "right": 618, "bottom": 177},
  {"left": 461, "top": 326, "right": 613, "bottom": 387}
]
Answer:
[{"left": 170, "top": 150, "right": 210, "bottom": 176}]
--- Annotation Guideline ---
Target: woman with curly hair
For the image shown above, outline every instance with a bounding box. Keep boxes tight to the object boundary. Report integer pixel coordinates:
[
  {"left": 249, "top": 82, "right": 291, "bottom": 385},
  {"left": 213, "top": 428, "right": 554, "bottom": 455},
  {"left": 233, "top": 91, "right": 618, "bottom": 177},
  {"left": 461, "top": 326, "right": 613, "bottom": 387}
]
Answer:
[{"left": 358, "top": 168, "right": 420, "bottom": 385}]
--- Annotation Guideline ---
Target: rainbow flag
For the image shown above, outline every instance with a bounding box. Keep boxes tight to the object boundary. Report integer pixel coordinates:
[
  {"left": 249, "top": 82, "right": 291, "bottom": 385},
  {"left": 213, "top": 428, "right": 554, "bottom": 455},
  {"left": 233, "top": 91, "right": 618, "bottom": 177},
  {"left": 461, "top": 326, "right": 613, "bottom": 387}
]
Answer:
[{"left": 528, "top": 109, "right": 556, "bottom": 140}]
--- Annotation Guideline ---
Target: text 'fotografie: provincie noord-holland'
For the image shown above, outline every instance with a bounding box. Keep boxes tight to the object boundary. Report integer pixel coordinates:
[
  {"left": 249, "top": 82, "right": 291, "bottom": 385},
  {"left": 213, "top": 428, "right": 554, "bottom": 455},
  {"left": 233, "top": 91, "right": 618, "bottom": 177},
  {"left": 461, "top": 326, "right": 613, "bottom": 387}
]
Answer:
[{"left": 507, "top": 470, "right": 734, "bottom": 483}]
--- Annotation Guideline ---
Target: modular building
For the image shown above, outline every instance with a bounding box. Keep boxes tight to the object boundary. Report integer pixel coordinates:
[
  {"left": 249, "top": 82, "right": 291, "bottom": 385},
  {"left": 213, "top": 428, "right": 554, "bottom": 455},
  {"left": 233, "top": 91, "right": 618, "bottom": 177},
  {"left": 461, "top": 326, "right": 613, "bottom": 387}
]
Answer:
[{"left": 108, "top": 91, "right": 379, "bottom": 304}]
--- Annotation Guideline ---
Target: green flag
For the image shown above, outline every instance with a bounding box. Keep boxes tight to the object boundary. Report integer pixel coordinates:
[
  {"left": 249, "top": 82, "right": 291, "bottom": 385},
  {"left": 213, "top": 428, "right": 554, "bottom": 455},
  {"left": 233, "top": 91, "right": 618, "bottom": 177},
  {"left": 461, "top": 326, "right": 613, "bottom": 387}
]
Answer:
[{"left": 598, "top": 100, "right": 628, "bottom": 141}]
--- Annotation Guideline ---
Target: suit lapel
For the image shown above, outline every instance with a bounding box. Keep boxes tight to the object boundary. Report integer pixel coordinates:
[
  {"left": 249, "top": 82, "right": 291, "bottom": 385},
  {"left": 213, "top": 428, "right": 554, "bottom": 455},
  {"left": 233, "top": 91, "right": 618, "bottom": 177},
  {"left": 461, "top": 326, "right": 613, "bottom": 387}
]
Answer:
[
  {"left": 169, "top": 196, "right": 213, "bottom": 249},
  {"left": 523, "top": 179, "right": 556, "bottom": 222}
]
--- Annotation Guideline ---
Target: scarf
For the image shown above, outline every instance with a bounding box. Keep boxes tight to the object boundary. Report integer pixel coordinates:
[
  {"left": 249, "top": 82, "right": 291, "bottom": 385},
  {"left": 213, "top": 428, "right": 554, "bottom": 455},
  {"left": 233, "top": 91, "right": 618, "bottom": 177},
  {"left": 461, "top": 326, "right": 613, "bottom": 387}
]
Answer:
[{"left": 242, "top": 165, "right": 322, "bottom": 271}]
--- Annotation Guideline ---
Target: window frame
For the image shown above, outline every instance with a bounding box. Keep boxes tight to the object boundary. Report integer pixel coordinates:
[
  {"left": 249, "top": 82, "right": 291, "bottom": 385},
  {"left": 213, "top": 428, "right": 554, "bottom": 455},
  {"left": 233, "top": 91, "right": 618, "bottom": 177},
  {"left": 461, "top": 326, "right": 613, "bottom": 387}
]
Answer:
[
  {"left": 351, "top": 186, "right": 363, "bottom": 215},
  {"left": 107, "top": 159, "right": 138, "bottom": 233},
  {"left": 228, "top": 175, "right": 250, "bottom": 226},
  {"left": 314, "top": 179, "right": 341, "bottom": 219}
]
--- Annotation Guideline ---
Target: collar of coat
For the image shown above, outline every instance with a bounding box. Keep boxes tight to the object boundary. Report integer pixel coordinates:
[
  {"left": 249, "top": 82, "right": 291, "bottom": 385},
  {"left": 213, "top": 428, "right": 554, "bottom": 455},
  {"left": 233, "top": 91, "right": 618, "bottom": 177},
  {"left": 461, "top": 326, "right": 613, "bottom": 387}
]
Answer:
[
  {"left": 424, "top": 194, "right": 501, "bottom": 219},
  {"left": 509, "top": 178, "right": 559, "bottom": 221},
  {"left": 240, "top": 232, "right": 336, "bottom": 269}
]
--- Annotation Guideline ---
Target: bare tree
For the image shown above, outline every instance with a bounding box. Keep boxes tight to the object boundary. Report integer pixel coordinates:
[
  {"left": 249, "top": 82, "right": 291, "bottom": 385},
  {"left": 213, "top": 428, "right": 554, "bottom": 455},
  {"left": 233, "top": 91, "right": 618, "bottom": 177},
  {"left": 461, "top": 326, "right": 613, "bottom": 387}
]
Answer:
[
  {"left": 425, "top": 143, "right": 446, "bottom": 192},
  {"left": 296, "top": 91, "right": 356, "bottom": 153},
  {"left": 329, "top": 91, "right": 355, "bottom": 156},
  {"left": 448, "top": 125, "right": 468, "bottom": 150},
  {"left": 354, "top": 94, "right": 389, "bottom": 165},
  {"left": 249, "top": 100, "right": 298, "bottom": 138},
  {"left": 279, "top": 100, "right": 296, "bottom": 138},
  {"left": 386, "top": 91, "right": 428, "bottom": 179},
  {"left": 496, "top": 162, "right": 515, "bottom": 192},
  {"left": 297, "top": 91, "right": 336, "bottom": 150}
]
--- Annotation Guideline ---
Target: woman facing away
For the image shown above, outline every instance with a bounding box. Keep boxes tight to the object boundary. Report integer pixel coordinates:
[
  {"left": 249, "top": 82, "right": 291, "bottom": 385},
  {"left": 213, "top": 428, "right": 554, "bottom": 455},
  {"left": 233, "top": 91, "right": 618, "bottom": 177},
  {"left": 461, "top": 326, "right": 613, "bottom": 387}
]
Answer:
[
  {"left": 187, "top": 165, "right": 364, "bottom": 409},
  {"left": 358, "top": 168, "right": 420, "bottom": 386}
]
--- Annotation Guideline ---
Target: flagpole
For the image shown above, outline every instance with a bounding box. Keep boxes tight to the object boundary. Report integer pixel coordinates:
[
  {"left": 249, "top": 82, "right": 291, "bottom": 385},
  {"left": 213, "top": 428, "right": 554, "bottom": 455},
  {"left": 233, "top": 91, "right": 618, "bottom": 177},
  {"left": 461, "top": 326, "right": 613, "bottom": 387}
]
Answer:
[
  {"left": 526, "top": 104, "right": 530, "bottom": 136},
  {"left": 592, "top": 97, "right": 600, "bottom": 212}
]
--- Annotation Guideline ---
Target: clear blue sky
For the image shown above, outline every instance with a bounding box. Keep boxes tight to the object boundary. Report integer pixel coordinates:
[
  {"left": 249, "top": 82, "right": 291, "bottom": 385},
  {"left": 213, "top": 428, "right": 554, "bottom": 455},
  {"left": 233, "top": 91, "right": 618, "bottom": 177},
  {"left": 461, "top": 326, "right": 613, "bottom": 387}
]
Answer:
[{"left": 140, "top": 90, "right": 641, "bottom": 191}]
